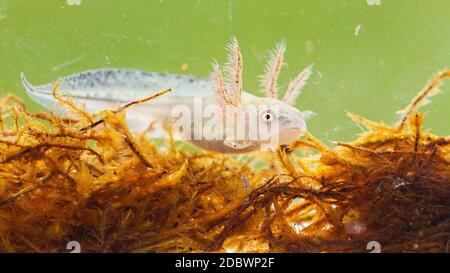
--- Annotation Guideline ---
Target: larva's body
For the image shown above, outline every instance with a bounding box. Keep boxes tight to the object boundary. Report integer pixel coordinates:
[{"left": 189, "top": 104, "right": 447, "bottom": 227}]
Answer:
[{"left": 22, "top": 39, "right": 313, "bottom": 153}]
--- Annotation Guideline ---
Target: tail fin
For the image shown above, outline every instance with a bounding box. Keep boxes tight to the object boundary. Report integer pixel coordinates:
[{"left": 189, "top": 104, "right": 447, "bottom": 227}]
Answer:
[
  {"left": 20, "top": 72, "right": 58, "bottom": 110},
  {"left": 20, "top": 72, "right": 37, "bottom": 94}
]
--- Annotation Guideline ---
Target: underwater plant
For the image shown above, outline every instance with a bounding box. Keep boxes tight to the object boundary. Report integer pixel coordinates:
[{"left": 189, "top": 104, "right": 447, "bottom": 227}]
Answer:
[{"left": 0, "top": 69, "right": 448, "bottom": 252}]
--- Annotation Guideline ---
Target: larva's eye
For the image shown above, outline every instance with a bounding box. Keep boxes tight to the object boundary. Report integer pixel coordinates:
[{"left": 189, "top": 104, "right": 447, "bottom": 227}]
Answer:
[{"left": 261, "top": 110, "right": 274, "bottom": 124}]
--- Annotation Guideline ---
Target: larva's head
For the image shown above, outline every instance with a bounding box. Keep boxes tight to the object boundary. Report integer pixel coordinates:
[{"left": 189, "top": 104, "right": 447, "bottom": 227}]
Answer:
[
  {"left": 212, "top": 37, "right": 314, "bottom": 150},
  {"left": 248, "top": 96, "right": 313, "bottom": 146}
]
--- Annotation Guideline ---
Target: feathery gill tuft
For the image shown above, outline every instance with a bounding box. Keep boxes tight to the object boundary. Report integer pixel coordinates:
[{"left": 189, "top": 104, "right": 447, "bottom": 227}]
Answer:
[
  {"left": 259, "top": 40, "right": 286, "bottom": 98},
  {"left": 211, "top": 61, "right": 232, "bottom": 107},
  {"left": 223, "top": 37, "right": 243, "bottom": 106},
  {"left": 282, "top": 64, "right": 313, "bottom": 105}
]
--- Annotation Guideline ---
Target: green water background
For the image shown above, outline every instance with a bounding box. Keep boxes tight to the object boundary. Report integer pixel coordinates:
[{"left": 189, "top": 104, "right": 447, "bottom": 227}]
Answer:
[{"left": 0, "top": 0, "right": 449, "bottom": 143}]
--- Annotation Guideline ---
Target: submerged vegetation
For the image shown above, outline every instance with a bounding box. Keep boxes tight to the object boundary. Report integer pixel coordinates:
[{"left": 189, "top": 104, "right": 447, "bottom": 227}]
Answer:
[{"left": 0, "top": 71, "right": 449, "bottom": 253}]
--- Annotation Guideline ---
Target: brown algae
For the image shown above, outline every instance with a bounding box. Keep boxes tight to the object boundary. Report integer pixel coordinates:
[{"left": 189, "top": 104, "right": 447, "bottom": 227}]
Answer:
[{"left": 0, "top": 71, "right": 448, "bottom": 253}]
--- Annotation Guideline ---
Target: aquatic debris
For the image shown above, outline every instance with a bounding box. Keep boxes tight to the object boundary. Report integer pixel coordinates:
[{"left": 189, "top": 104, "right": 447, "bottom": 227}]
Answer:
[
  {"left": 0, "top": 9, "right": 6, "bottom": 21},
  {"left": 51, "top": 55, "right": 85, "bottom": 72},
  {"left": 0, "top": 71, "right": 449, "bottom": 252},
  {"left": 304, "top": 40, "right": 314, "bottom": 54},
  {"left": 66, "top": 0, "right": 82, "bottom": 6},
  {"left": 180, "top": 63, "right": 189, "bottom": 71},
  {"left": 354, "top": 24, "right": 361, "bottom": 36},
  {"left": 367, "top": 0, "right": 382, "bottom": 6}
]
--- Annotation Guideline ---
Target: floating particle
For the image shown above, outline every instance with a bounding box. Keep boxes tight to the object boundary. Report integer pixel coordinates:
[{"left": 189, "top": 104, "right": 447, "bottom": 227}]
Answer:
[
  {"left": 344, "top": 220, "right": 367, "bottom": 234},
  {"left": 366, "top": 0, "right": 381, "bottom": 6},
  {"left": 392, "top": 177, "right": 410, "bottom": 189},
  {"left": 228, "top": 0, "right": 233, "bottom": 22},
  {"left": 52, "top": 55, "right": 85, "bottom": 72},
  {"left": 105, "top": 55, "right": 111, "bottom": 65},
  {"left": 67, "top": 0, "right": 82, "bottom": 6},
  {"left": 0, "top": 9, "right": 5, "bottom": 20},
  {"left": 354, "top": 24, "right": 361, "bottom": 36},
  {"left": 304, "top": 40, "right": 314, "bottom": 54},
  {"left": 180, "top": 63, "right": 189, "bottom": 71}
]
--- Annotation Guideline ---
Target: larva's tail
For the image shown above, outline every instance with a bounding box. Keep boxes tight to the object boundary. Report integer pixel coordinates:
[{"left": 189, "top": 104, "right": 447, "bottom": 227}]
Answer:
[
  {"left": 20, "top": 72, "right": 37, "bottom": 94},
  {"left": 20, "top": 72, "right": 60, "bottom": 110}
]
